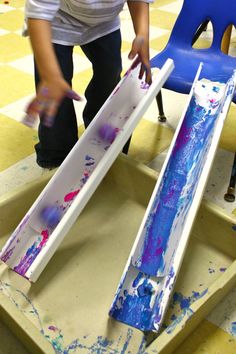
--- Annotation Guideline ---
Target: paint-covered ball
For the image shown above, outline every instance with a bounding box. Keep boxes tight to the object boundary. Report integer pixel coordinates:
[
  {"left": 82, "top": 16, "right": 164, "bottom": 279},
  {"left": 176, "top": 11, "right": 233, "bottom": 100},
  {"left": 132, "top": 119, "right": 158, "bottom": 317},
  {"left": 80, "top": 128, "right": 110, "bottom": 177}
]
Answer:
[
  {"left": 98, "top": 123, "right": 117, "bottom": 143},
  {"left": 40, "top": 205, "right": 62, "bottom": 228}
]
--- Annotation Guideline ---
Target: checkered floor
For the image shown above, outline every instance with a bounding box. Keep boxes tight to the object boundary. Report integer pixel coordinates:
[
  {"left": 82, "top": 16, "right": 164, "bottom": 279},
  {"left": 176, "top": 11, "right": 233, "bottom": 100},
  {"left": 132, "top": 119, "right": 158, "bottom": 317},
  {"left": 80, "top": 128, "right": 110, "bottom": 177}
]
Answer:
[{"left": 0, "top": 0, "right": 236, "bottom": 353}]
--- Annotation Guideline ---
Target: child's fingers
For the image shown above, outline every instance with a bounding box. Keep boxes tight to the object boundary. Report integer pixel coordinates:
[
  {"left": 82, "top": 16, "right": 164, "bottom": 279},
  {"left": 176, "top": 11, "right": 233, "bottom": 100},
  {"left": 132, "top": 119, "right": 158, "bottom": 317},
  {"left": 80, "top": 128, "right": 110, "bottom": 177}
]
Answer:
[
  {"left": 22, "top": 98, "right": 41, "bottom": 128},
  {"left": 22, "top": 113, "right": 37, "bottom": 128},
  {"left": 27, "top": 98, "right": 46, "bottom": 114},
  {"left": 22, "top": 87, "right": 82, "bottom": 128},
  {"left": 42, "top": 89, "right": 82, "bottom": 127},
  {"left": 144, "top": 66, "right": 152, "bottom": 84},
  {"left": 138, "top": 63, "right": 152, "bottom": 84},
  {"left": 66, "top": 89, "right": 83, "bottom": 101},
  {"left": 139, "top": 65, "right": 145, "bottom": 79},
  {"left": 43, "top": 100, "right": 59, "bottom": 127}
]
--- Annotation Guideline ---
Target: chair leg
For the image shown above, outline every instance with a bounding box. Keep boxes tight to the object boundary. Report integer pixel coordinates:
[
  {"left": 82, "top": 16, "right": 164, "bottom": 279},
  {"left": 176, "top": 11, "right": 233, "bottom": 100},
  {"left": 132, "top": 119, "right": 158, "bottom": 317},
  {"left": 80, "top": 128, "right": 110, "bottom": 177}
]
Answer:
[
  {"left": 192, "top": 20, "right": 209, "bottom": 45},
  {"left": 156, "top": 91, "right": 167, "bottom": 122},
  {"left": 154, "top": 21, "right": 210, "bottom": 124},
  {"left": 224, "top": 153, "right": 236, "bottom": 202}
]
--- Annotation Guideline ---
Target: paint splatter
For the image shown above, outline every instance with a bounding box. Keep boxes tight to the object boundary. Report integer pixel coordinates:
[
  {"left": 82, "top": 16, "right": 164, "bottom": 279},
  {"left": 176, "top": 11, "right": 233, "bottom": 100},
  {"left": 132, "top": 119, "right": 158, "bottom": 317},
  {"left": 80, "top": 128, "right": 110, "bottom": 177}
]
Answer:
[
  {"left": 219, "top": 267, "right": 227, "bottom": 272},
  {"left": 208, "top": 268, "right": 216, "bottom": 274},
  {"left": 64, "top": 189, "right": 80, "bottom": 202},
  {"left": 0, "top": 281, "right": 149, "bottom": 354},
  {"left": 85, "top": 155, "right": 95, "bottom": 166},
  {"left": 110, "top": 77, "right": 229, "bottom": 332},
  {"left": 13, "top": 230, "right": 49, "bottom": 276},
  {"left": 135, "top": 80, "right": 226, "bottom": 277},
  {"left": 164, "top": 288, "right": 208, "bottom": 334},
  {"left": 140, "top": 81, "right": 150, "bottom": 90},
  {"left": 0, "top": 214, "right": 31, "bottom": 262},
  {"left": 230, "top": 322, "right": 236, "bottom": 337},
  {"left": 110, "top": 277, "right": 154, "bottom": 331}
]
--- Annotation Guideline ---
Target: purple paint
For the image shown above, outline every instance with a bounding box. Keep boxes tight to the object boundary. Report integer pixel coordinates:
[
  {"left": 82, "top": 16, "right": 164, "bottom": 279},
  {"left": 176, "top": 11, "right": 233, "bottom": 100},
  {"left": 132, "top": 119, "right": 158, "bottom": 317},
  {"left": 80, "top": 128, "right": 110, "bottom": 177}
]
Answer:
[
  {"left": 110, "top": 77, "right": 229, "bottom": 332},
  {"left": 219, "top": 267, "right": 227, "bottom": 272},
  {"left": 1, "top": 247, "right": 15, "bottom": 263},
  {"left": 140, "top": 81, "right": 150, "bottom": 90},
  {"left": 98, "top": 123, "right": 118, "bottom": 144},
  {"left": 0, "top": 214, "right": 31, "bottom": 263},
  {"left": 48, "top": 325, "right": 59, "bottom": 332},
  {"left": 14, "top": 230, "right": 49, "bottom": 276},
  {"left": 40, "top": 205, "right": 62, "bottom": 228},
  {"left": 135, "top": 87, "right": 225, "bottom": 276}
]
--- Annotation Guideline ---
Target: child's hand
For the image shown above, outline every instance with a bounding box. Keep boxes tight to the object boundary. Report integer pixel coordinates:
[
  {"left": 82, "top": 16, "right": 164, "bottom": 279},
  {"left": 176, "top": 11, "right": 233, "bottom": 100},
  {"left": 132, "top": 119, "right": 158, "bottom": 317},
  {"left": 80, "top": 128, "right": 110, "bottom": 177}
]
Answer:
[
  {"left": 128, "top": 35, "right": 152, "bottom": 84},
  {"left": 22, "top": 78, "right": 82, "bottom": 128}
]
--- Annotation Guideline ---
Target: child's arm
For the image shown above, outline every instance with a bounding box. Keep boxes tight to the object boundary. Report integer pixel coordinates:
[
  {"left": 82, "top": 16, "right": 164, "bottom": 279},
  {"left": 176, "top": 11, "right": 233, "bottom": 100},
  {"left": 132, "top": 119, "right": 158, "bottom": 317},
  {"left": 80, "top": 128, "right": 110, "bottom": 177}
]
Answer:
[
  {"left": 127, "top": 0, "right": 151, "bottom": 83},
  {"left": 24, "top": 18, "right": 81, "bottom": 127},
  {"left": 28, "top": 19, "right": 63, "bottom": 87}
]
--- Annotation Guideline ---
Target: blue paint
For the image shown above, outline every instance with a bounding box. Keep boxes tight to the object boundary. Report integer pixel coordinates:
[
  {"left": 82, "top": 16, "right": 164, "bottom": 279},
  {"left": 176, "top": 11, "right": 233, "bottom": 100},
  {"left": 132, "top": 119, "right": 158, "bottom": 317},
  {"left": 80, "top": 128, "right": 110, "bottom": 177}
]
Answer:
[
  {"left": 62, "top": 336, "right": 114, "bottom": 353},
  {"left": 120, "top": 328, "right": 133, "bottom": 354},
  {"left": 165, "top": 266, "right": 175, "bottom": 289},
  {"left": 137, "top": 336, "right": 149, "bottom": 354},
  {"left": 85, "top": 155, "right": 94, "bottom": 161},
  {"left": 85, "top": 161, "right": 95, "bottom": 166},
  {"left": 110, "top": 78, "right": 229, "bottom": 333},
  {"left": 164, "top": 288, "right": 208, "bottom": 334},
  {"left": 230, "top": 322, "right": 236, "bottom": 337},
  {"left": 0, "top": 281, "right": 149, "bottom": 354},
  {"left": 54, "top": 328, "right": 141, "bottom": 354},
  {"left": 137, "top": 282, "right": 154, "bottom": 297},
  {"left": 212, "top": 86, "right": 220, "bottom": 93},
  {"left": 180, "top": 298, "right": 190, "bottom": 310},
  {"left": 132, "top": 272, "right": 143, "bottom": 287},
  {"left": 232, "top": 224, "right": 236, "bottom": 231},
  {"left": 0, "top": 281, "right": 45, "bottom": 335},
  {"left": 135, "top": 90, "right": 224, "bottom": 277},
  {"left": 109, "top": 277, "right": 153, "bottom": 331}
]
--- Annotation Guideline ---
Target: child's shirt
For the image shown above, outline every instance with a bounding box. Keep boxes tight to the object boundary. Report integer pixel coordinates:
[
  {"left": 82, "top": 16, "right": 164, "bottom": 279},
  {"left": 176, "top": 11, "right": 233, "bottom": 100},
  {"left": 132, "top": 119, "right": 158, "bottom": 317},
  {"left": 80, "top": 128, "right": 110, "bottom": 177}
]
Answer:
[{"left": 25, "top": 0, "right": 152, "bottom": 46}]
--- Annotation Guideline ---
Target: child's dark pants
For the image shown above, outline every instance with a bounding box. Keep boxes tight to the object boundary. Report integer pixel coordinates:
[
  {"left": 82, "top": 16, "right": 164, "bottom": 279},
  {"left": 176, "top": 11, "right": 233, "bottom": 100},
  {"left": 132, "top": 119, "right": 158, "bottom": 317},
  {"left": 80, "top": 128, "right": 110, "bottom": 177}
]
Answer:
[{"left": 34, "top": 29, "right": 130, "bottom": 168}]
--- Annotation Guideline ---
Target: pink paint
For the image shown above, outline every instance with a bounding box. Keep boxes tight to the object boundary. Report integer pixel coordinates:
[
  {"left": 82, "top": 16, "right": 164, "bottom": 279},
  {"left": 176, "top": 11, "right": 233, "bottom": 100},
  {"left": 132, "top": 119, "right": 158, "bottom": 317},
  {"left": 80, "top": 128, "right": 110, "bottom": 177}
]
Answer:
[
  {"left": 39, "top": 230, "right": 49, "bottom": 247},
  {"left": 64, "top": 189, "right": 80, "bottom": 202},
  {"left": 13, "top": 230, "right": 50, "bottom": 276}
]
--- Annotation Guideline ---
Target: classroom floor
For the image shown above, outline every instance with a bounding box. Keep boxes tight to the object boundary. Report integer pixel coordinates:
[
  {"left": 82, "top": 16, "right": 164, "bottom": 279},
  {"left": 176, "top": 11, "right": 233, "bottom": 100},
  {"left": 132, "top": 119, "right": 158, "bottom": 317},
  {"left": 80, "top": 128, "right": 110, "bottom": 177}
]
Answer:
[{"left": 0, "top": 0, "right": 236, "bottom": 353}]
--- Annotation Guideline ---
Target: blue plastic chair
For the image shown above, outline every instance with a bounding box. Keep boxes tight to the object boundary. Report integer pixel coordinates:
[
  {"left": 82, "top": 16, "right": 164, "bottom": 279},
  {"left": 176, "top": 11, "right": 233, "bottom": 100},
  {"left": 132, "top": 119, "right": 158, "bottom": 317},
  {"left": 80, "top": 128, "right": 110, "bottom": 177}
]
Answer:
[
  {"left": 151, "top": 0, "right": 236, "bottom": 120},
  {"left": 151, "top": 0, "right": 236, "bottom": 202}
]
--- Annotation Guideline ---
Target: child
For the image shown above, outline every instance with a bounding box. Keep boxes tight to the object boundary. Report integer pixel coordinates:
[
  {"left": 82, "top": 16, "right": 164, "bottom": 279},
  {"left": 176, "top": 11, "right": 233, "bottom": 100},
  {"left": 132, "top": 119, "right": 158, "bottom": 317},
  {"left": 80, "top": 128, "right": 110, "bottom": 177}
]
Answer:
[{"left": 24, "top": 0, "right": 152, "bottom": 168}]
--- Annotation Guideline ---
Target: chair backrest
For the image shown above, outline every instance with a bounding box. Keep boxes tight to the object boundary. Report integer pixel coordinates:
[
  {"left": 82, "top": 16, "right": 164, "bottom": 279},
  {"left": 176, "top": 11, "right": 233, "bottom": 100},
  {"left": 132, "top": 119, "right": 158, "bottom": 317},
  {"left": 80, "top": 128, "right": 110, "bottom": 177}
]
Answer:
[{"left": 168, "top": 0, "right": 236, "bottom": 52}]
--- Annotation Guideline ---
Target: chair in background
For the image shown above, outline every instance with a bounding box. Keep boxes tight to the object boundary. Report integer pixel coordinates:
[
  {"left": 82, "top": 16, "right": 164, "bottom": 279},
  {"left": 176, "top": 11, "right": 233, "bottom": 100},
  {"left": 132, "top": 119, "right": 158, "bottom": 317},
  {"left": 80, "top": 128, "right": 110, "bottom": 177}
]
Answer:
[
  {"left": 151, "top": 0, "right": 236, "bottom": 202},
  {"left": 152, "top": 0, "right": 236, "bottom": 117},
  {"left": 224, "top": 153, "right": 236, "bottom": 202}
]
